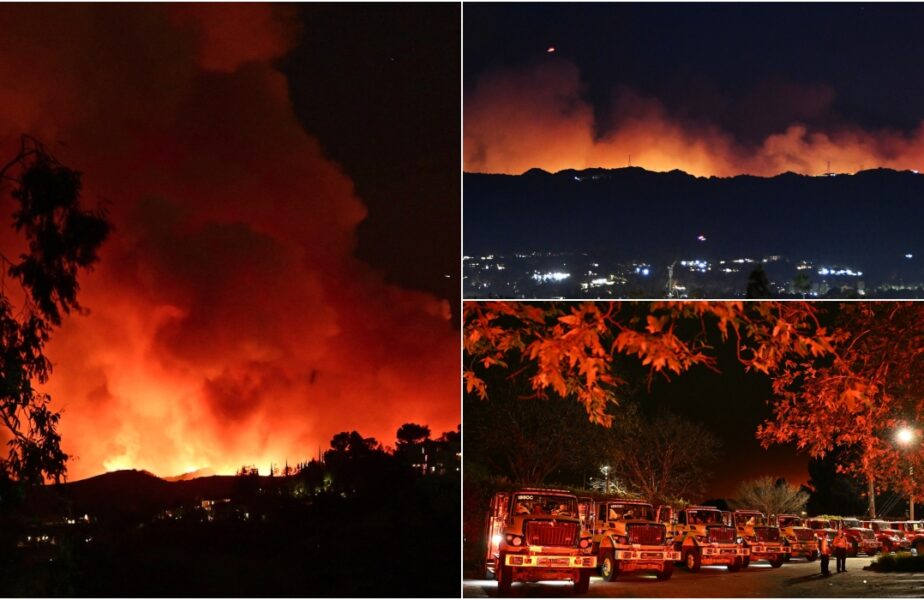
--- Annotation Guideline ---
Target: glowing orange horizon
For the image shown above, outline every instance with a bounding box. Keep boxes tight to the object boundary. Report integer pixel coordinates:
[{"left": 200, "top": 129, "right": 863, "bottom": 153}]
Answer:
[{"left": 464, "top": 60, "right": 924, "bottom": 178}]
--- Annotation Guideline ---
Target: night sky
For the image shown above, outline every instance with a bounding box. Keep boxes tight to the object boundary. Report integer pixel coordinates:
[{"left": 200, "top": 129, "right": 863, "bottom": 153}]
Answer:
[
  {"left": 636, "top": 337, "right": 807, "bottom": 500},
  {"left": 464, "top": 3, "right": 924, "bottom": 176},
  {"left": 285, "top": 4, "right": 459, "bottom": 310}
]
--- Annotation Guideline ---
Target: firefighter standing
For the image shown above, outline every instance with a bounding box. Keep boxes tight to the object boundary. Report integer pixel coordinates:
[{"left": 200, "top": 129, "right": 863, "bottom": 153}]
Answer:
[
  {"left": 819, "top": 534, "right": 831, "bottom": 576},
  {"left": 833, "top": 530, "right": 849, "bottom": 572}
]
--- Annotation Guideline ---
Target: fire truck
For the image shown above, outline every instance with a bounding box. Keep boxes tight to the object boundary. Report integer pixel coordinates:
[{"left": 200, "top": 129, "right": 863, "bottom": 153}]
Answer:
[
  {"left": 826, "top": 517, "right": 881, "bottom": 556},
  {"left": 731, "top": 510, "right": 786, "bottom": 568},
  {"left": 776, "top": 514, "right": 819, "bottom": 561},
  {"left": 483, "top": 488, "right": 597, "bottom": 595},
  {"left": 585, "top": 498, "right": 680, "bottom": 581},
  {"left": 807, "top": 517, "right": 837, "bottom": 546},
  {"left": 669, "top": 506, "right": 747, "bottom": 572},
  {"left": 891, "top": 520, "right": 924, "bottom": 554},
  {"left": 862, "top": 520, "right": 911, "bottom": 553}
]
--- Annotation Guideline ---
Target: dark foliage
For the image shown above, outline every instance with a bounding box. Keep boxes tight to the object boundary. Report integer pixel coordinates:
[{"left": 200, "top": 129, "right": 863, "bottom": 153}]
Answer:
[
  {"left": 0, "top": 429, "right": 459, "bottom": 597},
  {"left": 804, "top": 451, "right": 868, "bottom": 516},
  {"left": 746, "top": 265, "right": 771, "bottom": 298},
  {"left": 0, "top": 138, "right": 110, "bottom": 486},
  {"left": 869, "top": 551, "right": 924, "bottom": 572}
]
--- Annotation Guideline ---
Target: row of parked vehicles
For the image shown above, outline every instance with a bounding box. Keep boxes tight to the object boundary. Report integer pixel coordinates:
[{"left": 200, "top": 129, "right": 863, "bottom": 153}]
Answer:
[{"left": 483, "top": 486, "right": 924, "bottom": 595}]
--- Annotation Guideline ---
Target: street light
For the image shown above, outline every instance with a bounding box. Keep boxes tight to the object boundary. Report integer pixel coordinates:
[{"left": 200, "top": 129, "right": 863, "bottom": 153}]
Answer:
[{"left": 896, "top": 427, "right": 917, "bottom": 520}]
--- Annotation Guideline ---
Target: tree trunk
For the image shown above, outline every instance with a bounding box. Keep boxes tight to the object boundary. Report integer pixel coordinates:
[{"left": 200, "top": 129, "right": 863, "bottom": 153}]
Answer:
[{"left": 867, "top": 471, "right": 876, "bottom": 518}]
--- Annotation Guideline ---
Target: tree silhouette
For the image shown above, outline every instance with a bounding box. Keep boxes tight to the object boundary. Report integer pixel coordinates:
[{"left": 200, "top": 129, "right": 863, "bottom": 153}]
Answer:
[
  {"left": 396, "top": 423, "right": 431, "bottom": 446},
  {"left": 733, "top": 476, "right": 808, "bottom": 516},
  {"left": 746, "top": 264, "right": 771, "bottom": 298},
  {"left": 0, "top": 137, "right": 110, "bottom": 485},
  {"left": 603, "top": 409, "right": 720, "bottom": 504},
  {"left": 792, "top": 272, "right": 811, "bottom": 298}
]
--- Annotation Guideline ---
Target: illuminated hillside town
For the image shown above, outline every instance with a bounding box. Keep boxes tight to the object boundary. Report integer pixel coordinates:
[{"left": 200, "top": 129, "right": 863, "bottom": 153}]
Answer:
[{"left": 463, "top": 251, "right": 922, "bottom": 299}]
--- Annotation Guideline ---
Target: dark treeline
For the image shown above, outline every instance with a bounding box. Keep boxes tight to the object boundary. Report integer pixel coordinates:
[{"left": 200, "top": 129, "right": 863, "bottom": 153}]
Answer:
[{"left": 0, "top": 423, "right": 460, "bottom": 597}]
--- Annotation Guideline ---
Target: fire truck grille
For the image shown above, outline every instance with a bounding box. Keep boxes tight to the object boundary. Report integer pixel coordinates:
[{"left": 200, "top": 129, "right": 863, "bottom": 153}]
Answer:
[
  {"left": 525, "top": 520, "right": 579, "bottom": 547},
  {"left": 707, "top": 526, "right": 735, "bottom": 543},
  {"left": 627, "top": 523, "right": 665, "bottom": 545},
  {"left": 860, "top": 529, "right": 876, "bottom": 540},
  {"left": 755, "top": 527, "right": 781, "bottom": 542},
  {"left": 794, "top": 529, "right": 816, "bottom": 541}
]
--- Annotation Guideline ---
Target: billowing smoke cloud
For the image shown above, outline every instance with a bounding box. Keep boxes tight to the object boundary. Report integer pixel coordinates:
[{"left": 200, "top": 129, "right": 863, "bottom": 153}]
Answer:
[
  {"left": 0, "top": 5, "right": 458, "bottom": 478},
  {"left": 465, "top": 59, "right": 924, "bottom": 176}
]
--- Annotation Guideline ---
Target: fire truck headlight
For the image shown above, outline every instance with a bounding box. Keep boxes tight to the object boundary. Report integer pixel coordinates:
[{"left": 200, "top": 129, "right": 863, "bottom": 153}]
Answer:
[
  {"left": 736, "top": 537, "right": 744, "bottom": 544},
  {"left": 579, "top": 537, "right": 592, "bottom": 549},
  {"left": 506, "top": 534, "right": 524, "bottom": 547}
]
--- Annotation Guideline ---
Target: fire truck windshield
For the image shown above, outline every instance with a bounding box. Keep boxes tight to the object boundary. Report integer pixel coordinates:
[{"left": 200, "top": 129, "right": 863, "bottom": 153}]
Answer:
[
  {"left": 512, "top": 494, "right": 578, "bottom": 517},
  {"left": 778, "top": 516, "right": 802, "bottom": 527},
  {"left": 842, "top": 519, "right": 861, "bottom": 528},
  {"left": 606, "top": 503, "right": 655, "bottom": 521},
  {"left": 687, "top": 509, "right": 723, "bottom": 524},
  {"left": 735, "top": 513, "right": 768, "bottom": 526}
]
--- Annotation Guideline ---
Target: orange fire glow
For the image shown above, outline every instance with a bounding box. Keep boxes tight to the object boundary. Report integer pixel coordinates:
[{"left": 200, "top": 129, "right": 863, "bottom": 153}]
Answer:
[
  {"left": 0, "top": 5, "right": 458, "bottom": 480},
  {"left": 464, "top": 59, "right": 924, "bottom": 177}
]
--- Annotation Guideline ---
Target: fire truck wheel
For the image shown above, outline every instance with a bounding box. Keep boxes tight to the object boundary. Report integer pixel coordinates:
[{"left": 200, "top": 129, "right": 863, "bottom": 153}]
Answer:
[
  {"left": 685, "top": 549, "right": 702, "bottom": 572},
  {"left": 726, "top": 558, "right": 741, "bottom": 572},
  {"left": 497, "top": 554, "right": 512, "bottom": 596},
  {"left": 600, "top": 552, "right": 618, "bottom": 582},
  {"left": 848, "top": 541, "right": 858, "bottom": 557},
  {"left": 807, "top": 551, "right": 818, "bottom": 562},
  {"left": 574, "top": 569, "right": 591, "bottom": 594},
  {"left": 881, "top": 541, "right": 891, "bottom": 554},
  {"left": 742, "top": 556, "right": 750, "bottom": 568},
  {"left": 914, "top": 541, "right": 924, "bottom": 555},
  {"left": 770, "top": 556, "right": 784, "bottom": 568},
  {"left": 657, "top": 564, "right": 674, "bottom": 580}
]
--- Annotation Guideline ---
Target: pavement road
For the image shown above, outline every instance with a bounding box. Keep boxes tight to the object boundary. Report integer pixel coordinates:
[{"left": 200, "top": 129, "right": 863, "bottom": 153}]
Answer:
[{"left": 464, "top": 556, "right": 924, "bottom": 597}]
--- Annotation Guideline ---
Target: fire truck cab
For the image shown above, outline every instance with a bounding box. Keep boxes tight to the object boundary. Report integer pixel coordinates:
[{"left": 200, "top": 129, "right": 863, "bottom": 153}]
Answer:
[
  {"left": 484, "top": 488, "right": 597, "bottom": 595},
  {"left": 827, "top": 517, "right": 880, "bottom": 556},
  {"left": 776, "top": 514, "right": 819, "bottom": 561},
  {"left": 892, "top": 520, "right": 924, "bottom": 554},
  {"left": 862, "top": 520, "right": 911, "bottom": 553},
  {"left": 807, "top": 517, "right": 837, "bottom": 545},
  {"left": 732, "top": 510, "right": 785, "bottom": 568},
  {"left": 669, "top": 506, "right": 747, "bottom": 572},
  {"left": 586, "top": 498, "right": 680, "bottom": 581}
]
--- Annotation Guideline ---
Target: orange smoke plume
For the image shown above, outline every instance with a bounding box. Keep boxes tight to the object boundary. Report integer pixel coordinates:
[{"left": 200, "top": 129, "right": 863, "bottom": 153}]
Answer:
[
  {"left": 0, "top": 5, "right": 458, "bottom": 479},
  {"left": 464, "top": 59, "right": 924, "bottom": 176}
]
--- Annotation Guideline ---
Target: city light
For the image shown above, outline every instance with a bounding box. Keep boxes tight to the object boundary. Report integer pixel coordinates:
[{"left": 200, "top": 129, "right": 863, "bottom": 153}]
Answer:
[
  {"left": 531, "top": 271, "right": 571, "bottom": 283},
  {"left": 818, "top": 267, "right": 862, "bottom": 277}
]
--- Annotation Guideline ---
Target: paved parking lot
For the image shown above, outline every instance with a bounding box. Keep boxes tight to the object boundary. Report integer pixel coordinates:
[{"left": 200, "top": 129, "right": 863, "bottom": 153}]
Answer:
[{"left": 463, "top": 556, "right": 924, "bottom": 597}]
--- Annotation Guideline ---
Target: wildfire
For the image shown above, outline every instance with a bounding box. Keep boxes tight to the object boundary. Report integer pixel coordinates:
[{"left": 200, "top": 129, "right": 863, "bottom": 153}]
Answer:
[
  {"left": 464, "top": 59, "right": 924, "bottom": 177},
  {"left": 0, "top": 4, "right": 458, "bottom": 480}
]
